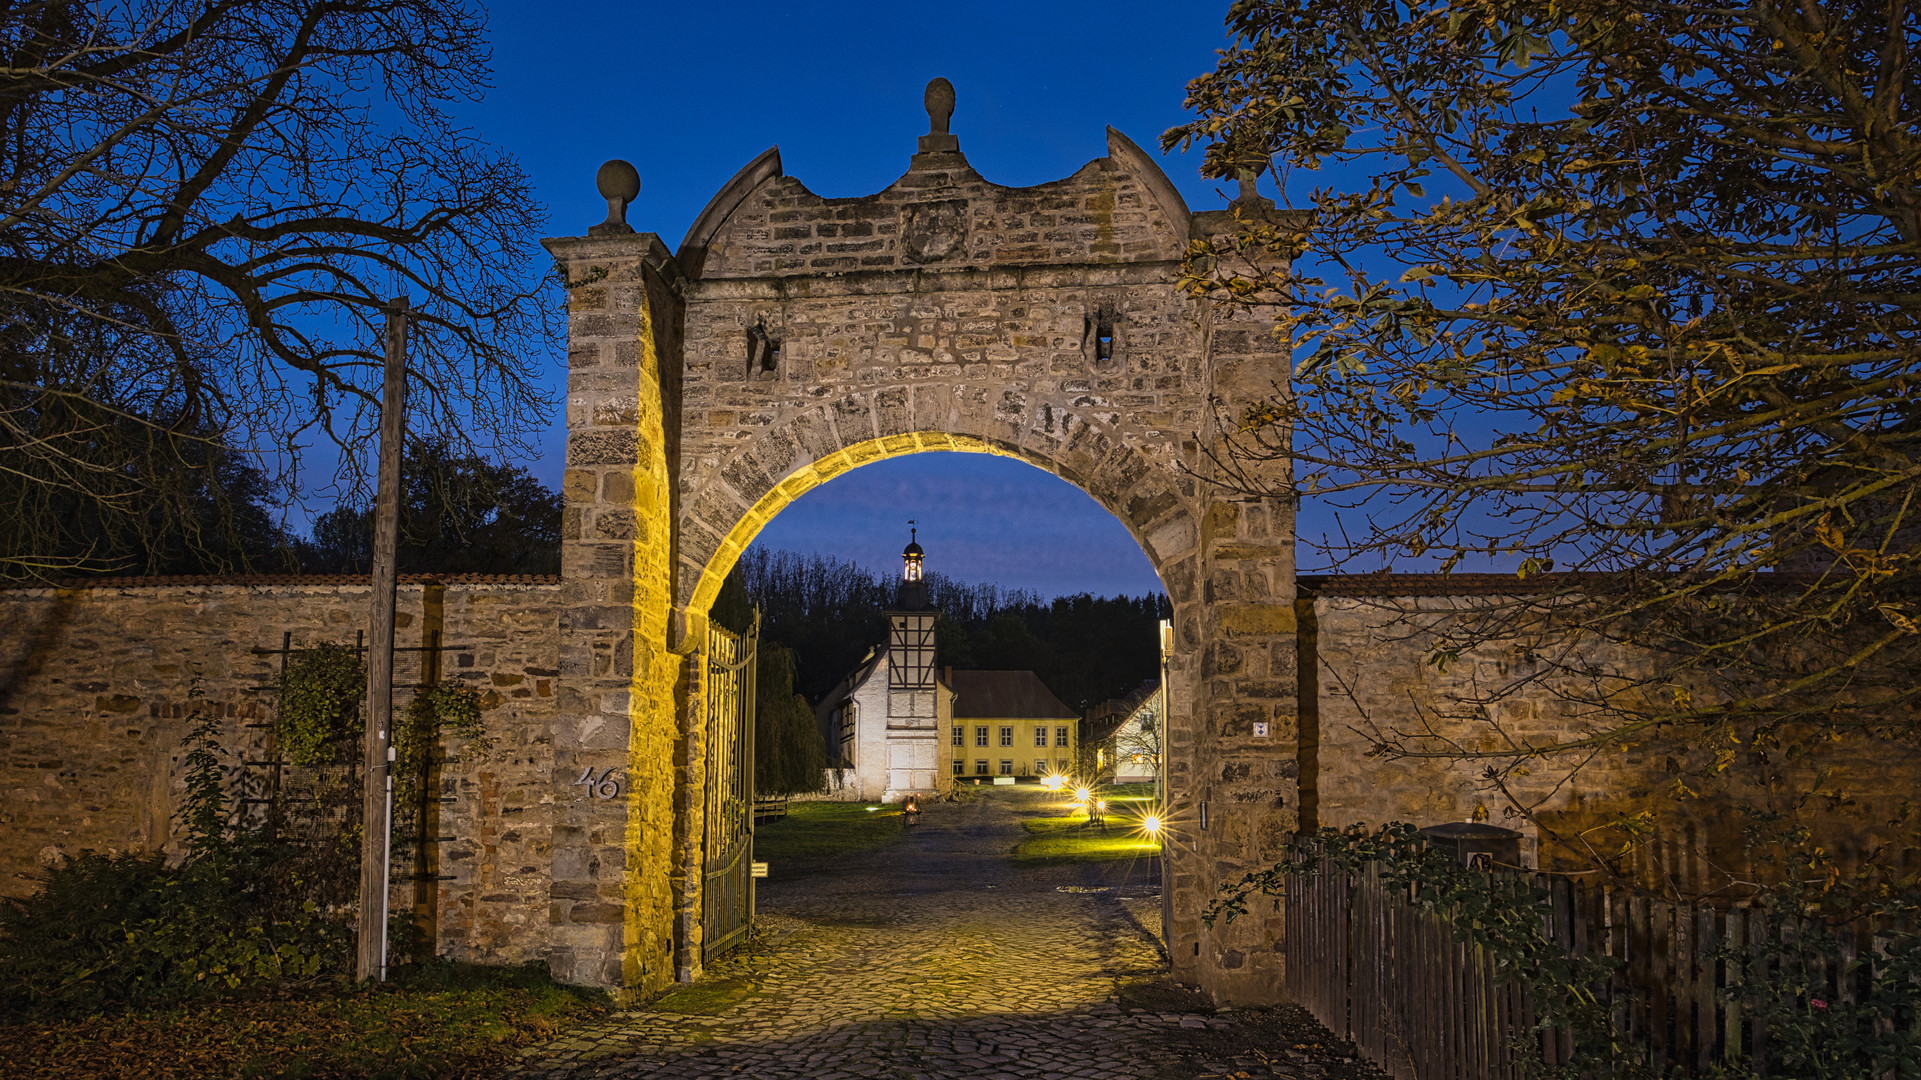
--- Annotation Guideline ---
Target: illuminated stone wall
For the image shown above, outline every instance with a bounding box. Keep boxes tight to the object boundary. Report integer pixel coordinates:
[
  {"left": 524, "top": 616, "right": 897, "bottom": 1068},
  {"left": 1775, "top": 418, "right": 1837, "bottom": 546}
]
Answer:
[
  {"left": 1, "top": 106, "right": 1303, "bottom": 1005},
  {"left": 634, "top": 110, "right": 1301, "bottom": 1004},
  {"left": 541, "top": 234, "right": 688, "bottom": 995}
]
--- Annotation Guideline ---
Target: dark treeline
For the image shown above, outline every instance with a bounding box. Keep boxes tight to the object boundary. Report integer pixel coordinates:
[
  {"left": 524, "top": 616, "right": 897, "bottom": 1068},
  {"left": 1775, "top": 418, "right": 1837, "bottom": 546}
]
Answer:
[
  {"left": 4, "top": 434, "right": 563, "bottom": 581},
  {"left": 731, "top": 547, "right": 1170, "bottom": 713},
  {"left": 298, "top": 439, "right": 561, "bottom": 575},
  {"left": 710, "top": 573, "right": 828, "bottom": 797}
]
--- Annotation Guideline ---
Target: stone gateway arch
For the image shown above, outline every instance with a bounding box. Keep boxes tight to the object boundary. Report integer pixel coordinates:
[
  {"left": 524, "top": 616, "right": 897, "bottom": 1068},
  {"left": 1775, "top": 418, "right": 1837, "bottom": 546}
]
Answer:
[{"left": 543, "top": 82, "right": 1299, "bottom": 1004}]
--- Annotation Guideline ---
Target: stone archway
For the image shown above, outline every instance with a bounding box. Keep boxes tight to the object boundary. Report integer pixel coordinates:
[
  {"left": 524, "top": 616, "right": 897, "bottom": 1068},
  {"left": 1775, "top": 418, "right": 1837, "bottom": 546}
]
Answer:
[{"left": 543, "top": 82, "right": 1299, "bottom": 1006}]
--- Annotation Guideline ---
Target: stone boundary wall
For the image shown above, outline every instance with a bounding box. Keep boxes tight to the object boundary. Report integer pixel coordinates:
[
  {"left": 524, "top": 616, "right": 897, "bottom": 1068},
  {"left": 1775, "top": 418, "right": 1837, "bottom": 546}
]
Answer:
[
  {"left": 1302, "top": 581, "right": 1921, "bottom": 885},
  {"left": 0, "top": 576, "right": 562, "bottom": 969}
]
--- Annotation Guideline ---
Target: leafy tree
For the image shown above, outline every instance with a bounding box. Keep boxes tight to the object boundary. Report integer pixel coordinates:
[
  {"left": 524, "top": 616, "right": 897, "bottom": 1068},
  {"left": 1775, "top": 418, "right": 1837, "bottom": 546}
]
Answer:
[
  {"left": 709, "top": 567, "right": 827, "bottom": 796},
  {"left": 937, "top": 594, "right": 1170, "bottom": 713},
  {"left": 754, "top": 646, "right": 827, "bottom": 796},
  {"left": 0, "top": 0, "right": 553, "bottom": 579},
  {"left": 0, "top": 413, "right": 294, "bottom": 577},
  {"left": 731, "top": 547, "right": 1169, "bottom": 713},
  {"left": 1168, "top": 0, "right": 1921, "bottom": 877},
  {"left": 299, "top": 439, "right": 561, "bottom": 574}
]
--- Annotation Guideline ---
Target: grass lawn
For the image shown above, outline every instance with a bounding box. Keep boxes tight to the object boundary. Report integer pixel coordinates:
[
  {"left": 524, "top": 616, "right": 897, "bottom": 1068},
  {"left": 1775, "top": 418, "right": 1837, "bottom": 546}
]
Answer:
[
  {"left": 0, "top": 962, "right": 607, "bottom": 1080},
  {"left": 752, "top": 801, "right": 908, "bottom": 866},
  {"left": 1012, "top": 787, "right": 1163, "bottom": 865},
  {"left": 1100, "top": 782, "right": 1161, "bottom": 809}
]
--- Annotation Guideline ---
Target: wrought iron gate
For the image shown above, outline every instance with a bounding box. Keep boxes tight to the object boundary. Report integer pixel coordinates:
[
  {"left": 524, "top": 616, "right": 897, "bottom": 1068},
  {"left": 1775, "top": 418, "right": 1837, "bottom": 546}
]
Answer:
[{"left": 701, "top": 614, "right": 757, "bottom": 963}]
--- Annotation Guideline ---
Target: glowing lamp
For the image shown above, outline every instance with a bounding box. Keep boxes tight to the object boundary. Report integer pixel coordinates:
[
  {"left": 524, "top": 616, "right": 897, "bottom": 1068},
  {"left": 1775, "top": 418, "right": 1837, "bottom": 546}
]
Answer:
[{"left": 1142, "top": 814, "right": 1162, "bottom": 837}]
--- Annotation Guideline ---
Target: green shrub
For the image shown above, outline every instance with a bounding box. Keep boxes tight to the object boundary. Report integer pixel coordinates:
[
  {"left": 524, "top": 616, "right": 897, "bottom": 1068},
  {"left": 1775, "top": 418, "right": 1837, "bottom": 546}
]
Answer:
[
  {"left": 394, "top": 680, "right": 487, "bottom": 823},
  {"left": 0, "top": 698, "right": 354, "bottom": 1011},
  {"left": 0, "top": 844, "right": 353, "bottom": 1010},
  {"left": 1708, "top": 875, "right": 1921, "bottom": 1080},
  {"left": 1214, "top": 824, "right": 1921, "bottom": 1080}
]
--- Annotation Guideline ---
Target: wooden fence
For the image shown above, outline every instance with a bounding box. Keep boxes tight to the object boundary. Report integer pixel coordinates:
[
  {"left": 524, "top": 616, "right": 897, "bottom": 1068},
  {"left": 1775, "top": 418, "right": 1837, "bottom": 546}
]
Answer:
[{"left": 1283, "top": 853, "right": 1912, "bottom": 1079}]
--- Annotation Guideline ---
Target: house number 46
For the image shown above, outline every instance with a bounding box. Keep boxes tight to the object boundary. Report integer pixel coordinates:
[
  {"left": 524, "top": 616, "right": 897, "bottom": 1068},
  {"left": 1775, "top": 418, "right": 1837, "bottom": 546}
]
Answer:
[{"left": 574, "top": 766, "right": 621, "bottom": 799}]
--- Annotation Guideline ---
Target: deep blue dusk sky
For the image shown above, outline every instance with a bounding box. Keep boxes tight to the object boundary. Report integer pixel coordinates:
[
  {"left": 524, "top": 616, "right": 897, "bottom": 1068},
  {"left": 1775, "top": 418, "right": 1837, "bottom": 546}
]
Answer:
[{"left": 458, "top": 1, "right": 1252, "bottom": 598}]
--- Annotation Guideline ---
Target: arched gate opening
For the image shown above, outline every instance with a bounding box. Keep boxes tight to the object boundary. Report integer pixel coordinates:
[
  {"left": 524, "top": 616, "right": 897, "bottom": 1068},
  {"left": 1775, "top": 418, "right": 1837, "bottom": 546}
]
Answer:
[{"left": 542, "top": 83, "right": 1300, "bottom": 1006}]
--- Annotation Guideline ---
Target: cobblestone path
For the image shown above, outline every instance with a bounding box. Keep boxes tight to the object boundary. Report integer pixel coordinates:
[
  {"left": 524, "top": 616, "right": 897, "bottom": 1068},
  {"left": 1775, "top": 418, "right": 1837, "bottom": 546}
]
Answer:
[{"left": 507, "top": 788, "right": 1383, "bottom": 1080}]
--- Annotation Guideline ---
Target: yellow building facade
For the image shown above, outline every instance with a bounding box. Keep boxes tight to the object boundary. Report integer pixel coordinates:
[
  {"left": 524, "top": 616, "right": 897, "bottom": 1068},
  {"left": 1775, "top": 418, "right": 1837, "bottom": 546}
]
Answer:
[{"left": 945, "top": 669, "right": 1077, "bottom": 780}]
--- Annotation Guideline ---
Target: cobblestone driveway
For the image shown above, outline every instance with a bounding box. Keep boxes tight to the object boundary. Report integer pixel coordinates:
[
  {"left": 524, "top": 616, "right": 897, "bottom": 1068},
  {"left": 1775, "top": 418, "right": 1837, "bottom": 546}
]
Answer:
[{"left": 507, "top": 788, "right": 1381, "bottom": 1080}]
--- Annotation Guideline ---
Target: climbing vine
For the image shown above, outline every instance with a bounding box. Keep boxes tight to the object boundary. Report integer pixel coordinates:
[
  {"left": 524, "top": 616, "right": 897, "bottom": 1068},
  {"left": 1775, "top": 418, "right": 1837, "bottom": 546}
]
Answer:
[
  {"left": 274, "top": 643, "right": 364, "bottom": 766},
  {"left": 393, "top": 680, "right": 490, "bottom": 820}
]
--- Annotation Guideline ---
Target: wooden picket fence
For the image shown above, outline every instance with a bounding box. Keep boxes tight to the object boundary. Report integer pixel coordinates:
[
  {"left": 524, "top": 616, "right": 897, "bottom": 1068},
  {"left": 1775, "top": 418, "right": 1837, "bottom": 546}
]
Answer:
[{"left": 1283, "top": 852, "right": 1912, "bottom": 1079}]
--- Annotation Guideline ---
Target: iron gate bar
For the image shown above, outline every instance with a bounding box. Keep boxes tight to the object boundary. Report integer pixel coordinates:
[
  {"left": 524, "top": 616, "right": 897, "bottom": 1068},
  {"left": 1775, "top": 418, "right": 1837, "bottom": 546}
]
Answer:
[{"left": 701, "top": 612, "right": 757, "bottom": 964}]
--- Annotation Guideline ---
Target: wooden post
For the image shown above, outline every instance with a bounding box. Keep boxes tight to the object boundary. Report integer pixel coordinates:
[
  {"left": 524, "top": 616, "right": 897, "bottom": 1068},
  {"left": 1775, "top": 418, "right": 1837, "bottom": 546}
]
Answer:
[{"left": 357, "top": 296, "right": 408, "bottom": 982}]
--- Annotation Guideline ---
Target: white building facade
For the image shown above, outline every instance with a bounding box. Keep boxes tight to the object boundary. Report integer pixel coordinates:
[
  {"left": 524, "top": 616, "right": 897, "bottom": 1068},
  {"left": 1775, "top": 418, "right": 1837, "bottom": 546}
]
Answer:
[{"left": 816, "top": 532, "right": 955, "bottom": 802}]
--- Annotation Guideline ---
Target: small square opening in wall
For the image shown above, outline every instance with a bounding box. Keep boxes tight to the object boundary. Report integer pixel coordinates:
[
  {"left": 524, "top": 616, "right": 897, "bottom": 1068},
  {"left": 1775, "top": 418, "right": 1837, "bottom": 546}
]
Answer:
[
  {"left": 1085, "top": 304, "right": 1118, "bottom": 363},
  {"left": 1253, "top": 721, "right": 1270, "bottom": 738}
]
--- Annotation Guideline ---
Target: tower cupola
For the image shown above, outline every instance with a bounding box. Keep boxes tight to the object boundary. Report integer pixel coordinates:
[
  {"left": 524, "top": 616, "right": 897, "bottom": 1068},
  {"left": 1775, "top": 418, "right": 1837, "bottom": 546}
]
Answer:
[
  {"left": 895, "top": 522, "right": 930, "bottom": 610},
  {"left": 902, "top": 523, "right": 924, "bottom": 583}
]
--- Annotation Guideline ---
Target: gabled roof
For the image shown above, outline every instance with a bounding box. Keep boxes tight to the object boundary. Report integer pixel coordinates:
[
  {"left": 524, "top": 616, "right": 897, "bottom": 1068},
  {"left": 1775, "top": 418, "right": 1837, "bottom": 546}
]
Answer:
[
  {"left": 949, "top": 670, "right": 1076, "bottom": 720},
  {"left": 813, "top": 646, "right": 885, "bottom": 722}
]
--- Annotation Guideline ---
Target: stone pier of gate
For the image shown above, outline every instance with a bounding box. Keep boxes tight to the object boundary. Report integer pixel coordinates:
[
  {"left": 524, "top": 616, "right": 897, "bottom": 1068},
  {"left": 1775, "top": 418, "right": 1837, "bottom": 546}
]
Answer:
[{"left": 542, "top": 82, "right": 1299, "bottom": 1005}]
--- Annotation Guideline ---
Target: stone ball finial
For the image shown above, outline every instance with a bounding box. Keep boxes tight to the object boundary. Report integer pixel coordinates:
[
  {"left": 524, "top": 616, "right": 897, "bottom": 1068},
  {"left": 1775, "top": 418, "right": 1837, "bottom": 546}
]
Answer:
[
  {"left": 924, "top": 78, "right": 955, "bottom": 136},
  {"left": 597, "top": 159, "right": 641, "bottom": 203},
  {"left": 591, "top": 159, "right": 640, "bottom": 236}
]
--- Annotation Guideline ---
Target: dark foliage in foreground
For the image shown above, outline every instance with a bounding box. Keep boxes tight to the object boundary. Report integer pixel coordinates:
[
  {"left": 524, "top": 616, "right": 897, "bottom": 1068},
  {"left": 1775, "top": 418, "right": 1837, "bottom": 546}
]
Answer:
[
  {"left": 3, "top": 959, "right": 606, "bottom": 1080},
  {"left": 0, "top": 711, "right": 352, "bottom": 1010}
]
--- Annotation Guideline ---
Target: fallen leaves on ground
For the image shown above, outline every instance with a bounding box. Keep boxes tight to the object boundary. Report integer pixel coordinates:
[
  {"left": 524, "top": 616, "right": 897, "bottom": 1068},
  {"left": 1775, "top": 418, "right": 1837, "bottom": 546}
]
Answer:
[{"left": 1, "top": 978, "right": 606, "bottom": 1080}]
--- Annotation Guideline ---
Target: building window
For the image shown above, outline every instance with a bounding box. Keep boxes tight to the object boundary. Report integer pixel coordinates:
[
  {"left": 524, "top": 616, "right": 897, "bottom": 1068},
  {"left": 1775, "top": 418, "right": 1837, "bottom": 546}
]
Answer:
[
  {"left": 975, "top": 726, "right": 989, "bottom": 747},
  {"left": 999, "top": 759, "right": 1014, "bottom": 775},
  {"left": 952, "top": 760, "right": 964, "bottom": 775},
  {"left": 1034, "top": 727, "right": 1048, "bottom": 748},
  {"left": 1057, "top": 759, "right": 1071, "bottom": 774},
  {"left": 1035, "top": 759, "right": 1049, "bottom": 775},
  {"left": 1055, "top": 726, "right": 1070, "bottom": 747},
  {"left": 999, "top": 726, "right": 1013, "bottom": 747},
  {"left": 975, "top": 760, "right": 989, "bottom": 775},
  {"left": 952, "top": 726, "right": 964, "bottom": 746}
]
